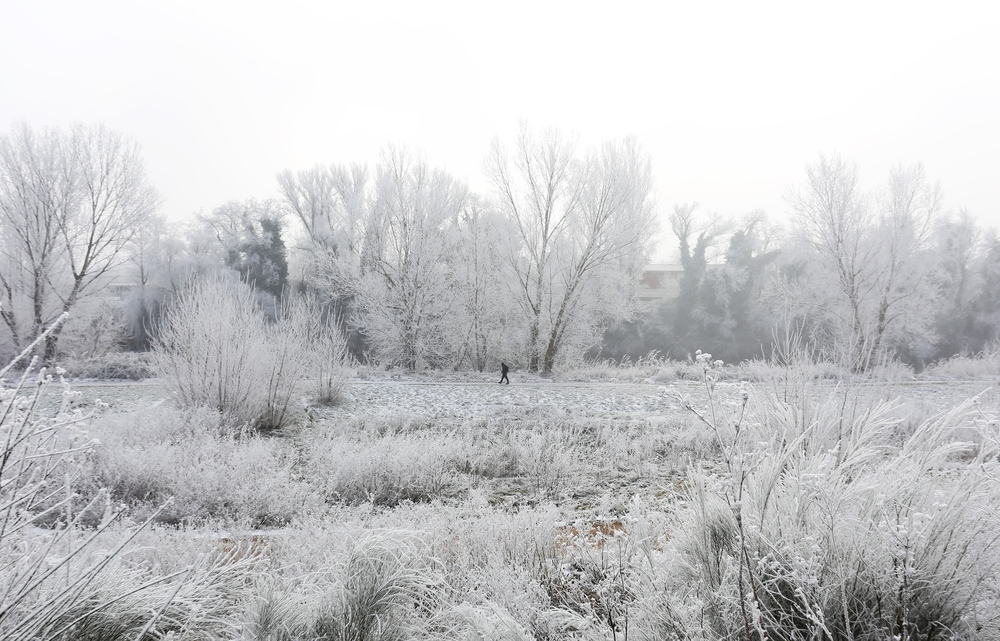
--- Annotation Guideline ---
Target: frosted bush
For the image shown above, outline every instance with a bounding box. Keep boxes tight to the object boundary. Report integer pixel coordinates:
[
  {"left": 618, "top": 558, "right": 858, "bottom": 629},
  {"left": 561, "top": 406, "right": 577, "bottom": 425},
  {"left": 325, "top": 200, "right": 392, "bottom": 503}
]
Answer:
[
  {"left": 152, "top": 275, "right": 346, "bottom": 430},
  {"left": 285, "top": 292, "right": 352, "bottom": 405}
]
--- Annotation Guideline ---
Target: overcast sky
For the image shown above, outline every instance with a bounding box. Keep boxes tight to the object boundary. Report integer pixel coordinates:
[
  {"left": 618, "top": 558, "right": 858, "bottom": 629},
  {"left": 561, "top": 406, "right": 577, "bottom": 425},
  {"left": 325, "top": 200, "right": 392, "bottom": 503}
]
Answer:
[{"left": 2, "top": 0, "right": 997, "bottom": 256}]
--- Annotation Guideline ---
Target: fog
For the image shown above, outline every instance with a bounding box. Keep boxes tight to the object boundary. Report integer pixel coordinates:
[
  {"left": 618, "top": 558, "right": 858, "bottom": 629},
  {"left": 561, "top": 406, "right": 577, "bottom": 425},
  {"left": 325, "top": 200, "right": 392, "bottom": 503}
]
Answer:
[
  {"left": 2, "top": 0, "right": 997, "bottom": 246},
  {"left": 4, "top": 5, "right": 1000, "bottom": 637}
]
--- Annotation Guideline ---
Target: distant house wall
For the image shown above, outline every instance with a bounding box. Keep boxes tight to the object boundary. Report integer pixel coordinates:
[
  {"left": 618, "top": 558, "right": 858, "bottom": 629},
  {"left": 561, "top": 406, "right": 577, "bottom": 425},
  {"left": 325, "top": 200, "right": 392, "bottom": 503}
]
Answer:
[{"left": 637, "top": 264, "right": 685, "bottom": 302}]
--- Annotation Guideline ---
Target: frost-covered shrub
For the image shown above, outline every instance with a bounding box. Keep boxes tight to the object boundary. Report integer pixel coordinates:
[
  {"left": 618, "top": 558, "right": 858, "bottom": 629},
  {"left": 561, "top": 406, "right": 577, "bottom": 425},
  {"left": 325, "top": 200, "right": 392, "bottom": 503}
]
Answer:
[
  {"left": 80, "top": 403, "right": 310, "bottom": 526},
  {"left": 286, "top": 292, "right": 352, "bottom": 405},
  {"left": 152, "top": 276, "right": 323, "bottom": 430},
  {"left": 494, "top": 428, "right": 576, "bottom": 497},
  {"left": 671, "top": 353, "right": 1000, "bottom": 640}
]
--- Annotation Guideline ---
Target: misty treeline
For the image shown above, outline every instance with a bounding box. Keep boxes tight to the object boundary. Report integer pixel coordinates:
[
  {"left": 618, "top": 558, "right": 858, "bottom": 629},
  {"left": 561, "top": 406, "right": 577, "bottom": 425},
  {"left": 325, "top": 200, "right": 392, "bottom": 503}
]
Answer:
[
  {"left": 603, "top": 156, "right": 1000, "bottom": 371},
  {"left": 1, "top": 122, "right": 998, "bottom": 373}
]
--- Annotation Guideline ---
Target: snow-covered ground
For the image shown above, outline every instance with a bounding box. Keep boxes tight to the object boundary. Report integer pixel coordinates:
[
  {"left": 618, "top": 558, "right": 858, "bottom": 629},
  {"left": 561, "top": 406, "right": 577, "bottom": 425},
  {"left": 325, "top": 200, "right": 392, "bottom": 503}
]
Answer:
[
  {"left": 333, "top": 379, "right": 690, "bottom": 420},
  {"left": 323, "top": 377, "right": 998, "bottom": 423},
  {"left": 8, "top": 373, "right": 999, "bottom": 639}
]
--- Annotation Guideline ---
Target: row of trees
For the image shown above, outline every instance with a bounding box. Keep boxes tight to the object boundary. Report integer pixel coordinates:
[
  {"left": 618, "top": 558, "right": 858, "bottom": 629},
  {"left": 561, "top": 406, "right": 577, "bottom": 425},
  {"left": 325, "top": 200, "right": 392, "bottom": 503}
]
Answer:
[
  {"left": 601, "top": 154, "right": 1000, "bottom": 370},
  {"left": 1, "top": 123, "right": 659, "bottom": 374},
  {"left": 279, "top": 129, "right": 657, "bottom": 373},
  {"left": 2, "top": 120, "right": 997, "bottom": 372}
]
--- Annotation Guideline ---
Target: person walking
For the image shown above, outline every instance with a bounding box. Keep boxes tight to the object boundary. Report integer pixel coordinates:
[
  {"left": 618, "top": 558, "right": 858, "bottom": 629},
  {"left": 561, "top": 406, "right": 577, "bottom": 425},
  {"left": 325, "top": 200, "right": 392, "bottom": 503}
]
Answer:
[{"left": 499, "top": 362, "right": 509, "bottom": 384}]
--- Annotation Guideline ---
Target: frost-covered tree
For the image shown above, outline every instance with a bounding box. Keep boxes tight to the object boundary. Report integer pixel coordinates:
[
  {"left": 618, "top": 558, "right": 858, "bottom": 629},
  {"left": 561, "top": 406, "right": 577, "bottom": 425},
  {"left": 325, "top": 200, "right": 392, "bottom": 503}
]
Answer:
[
  {"left": 970, "top": 230, "right": 1000, "bottom": 350},
  {"left": 276, "top": 163, "right": 371, "bottom": 357},
  {"left": 786, "top": 154, "right": 940, "bottom": 370},
  {"left": 352, "top": 149, "right": 467, "bottom": 370},
  {"left": 120, "top": 214, "right": 196, "bottom": 350},
  {"left": 452, "top": 197, "right": 519, "bottom": 371},
  {"left": 685, "top": 212, "right": 780, "bottom": 361},
  {"left": 668, "top": 202, "right": 729, "bottom": 343},
  {"left": 931, "top": 209, "right": 984, "bottom": 357},
  {"left": 486, "top": 125, "right": 657, "bottom": 373},
  {"left": 0, "top": 122, "right": 158, "bottom": 362},
  {"left": 277, "top": 163, "right": 367, "bottom": 260}
]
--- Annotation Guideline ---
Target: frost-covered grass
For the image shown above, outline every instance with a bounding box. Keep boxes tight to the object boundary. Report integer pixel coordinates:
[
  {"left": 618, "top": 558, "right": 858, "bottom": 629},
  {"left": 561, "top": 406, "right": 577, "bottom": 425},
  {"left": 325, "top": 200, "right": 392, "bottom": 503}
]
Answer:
[
  {"left": 557, "top": 352, "right": 921, "bottom": 386},
  {"left": 669, "top": 354, "right": 1000, "bottom": 640},
  {"left": 0, "top": 328, "right": 256, "bottom": 641},
  {"left": 10, "top": 354, "right": 1000, "bottom": 640},
  {"left": 58, "top": 350, "right": 156, "bottom": 380},
  {"left": 556, "top": 351, "right": 703, "bottom": 383},
  {"left": 295, "top": 409, "right": 708, "bottom": 508},
  {"left": 923, "top": 344, "right": 1000, "bottom": 380},
  {"left": 79, "top": 403, "right": 311, "bottom": 527}
]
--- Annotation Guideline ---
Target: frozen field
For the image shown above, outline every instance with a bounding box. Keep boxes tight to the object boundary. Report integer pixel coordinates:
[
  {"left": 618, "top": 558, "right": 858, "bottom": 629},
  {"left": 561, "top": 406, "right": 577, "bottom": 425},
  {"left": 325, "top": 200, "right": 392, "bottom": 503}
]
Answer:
[
  {"left": 69, "top": 374, "right": 1000, "bottom": 514},
  {"left": 336, "top": 380, "right": 687, "bottom": 420},
  {"left": 73, "top": 375, "right": 1000, "bottom": 420},
  {"left": 331, "top": 377, "right": 999, "bottom": 420},
  {"left": 7, "top": 372, "right": 999, "bottom": 639}
]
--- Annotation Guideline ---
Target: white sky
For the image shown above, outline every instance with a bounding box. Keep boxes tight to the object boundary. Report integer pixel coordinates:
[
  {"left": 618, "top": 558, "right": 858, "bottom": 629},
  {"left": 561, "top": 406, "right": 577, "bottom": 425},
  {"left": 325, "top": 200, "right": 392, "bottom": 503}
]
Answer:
[{"left": 2, "top": 0, "right": 998, "bottom": 257}]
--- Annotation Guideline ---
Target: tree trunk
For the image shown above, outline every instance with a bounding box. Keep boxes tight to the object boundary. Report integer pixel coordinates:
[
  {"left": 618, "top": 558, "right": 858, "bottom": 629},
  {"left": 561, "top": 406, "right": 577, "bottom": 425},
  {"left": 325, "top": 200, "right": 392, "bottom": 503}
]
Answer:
[
  {"left": 528, "top": 318, "right": 540, "bottom": 372},
  {"left": 0, "top": 281, "right": 20, "bottom": 351},
  {"left": 42, "top": 278, "right": 83, "bottom": 364}
]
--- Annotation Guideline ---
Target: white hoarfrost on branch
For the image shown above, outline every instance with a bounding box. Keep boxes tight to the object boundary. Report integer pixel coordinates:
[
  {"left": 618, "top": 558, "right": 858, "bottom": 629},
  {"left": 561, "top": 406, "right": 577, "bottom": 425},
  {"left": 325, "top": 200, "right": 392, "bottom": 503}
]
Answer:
[
  {"left": 785, "top": 154, "right": 940, "bottom": 370},
  {"left": 487, "top": 124, "right": 657, "bottom": 373},
  {"left": 0, "top": 122, "right": 157, "bottom": 363}
]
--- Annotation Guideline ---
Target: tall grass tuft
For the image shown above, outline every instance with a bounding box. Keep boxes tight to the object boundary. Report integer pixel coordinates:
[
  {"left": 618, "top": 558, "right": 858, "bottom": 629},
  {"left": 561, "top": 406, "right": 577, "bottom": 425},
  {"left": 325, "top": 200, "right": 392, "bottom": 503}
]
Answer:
[
  {"left": 241, "top": 585, "right": 313, "bottom": 641},
  {"left": 672, "top": 352, "right": 1000, "bottom": 640},
  {"left": 313, "top": 533, "right": 442, "bottom": 641},
  {"left": 239, "top": 532, "right": 443, "bottom": 641}
]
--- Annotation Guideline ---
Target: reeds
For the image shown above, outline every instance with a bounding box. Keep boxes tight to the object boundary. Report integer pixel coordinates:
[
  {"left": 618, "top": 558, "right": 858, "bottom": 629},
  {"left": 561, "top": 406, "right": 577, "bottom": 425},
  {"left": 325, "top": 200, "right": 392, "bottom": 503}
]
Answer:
[{"left": 673, "top": 353, "right": 1000, "bottom": 640}]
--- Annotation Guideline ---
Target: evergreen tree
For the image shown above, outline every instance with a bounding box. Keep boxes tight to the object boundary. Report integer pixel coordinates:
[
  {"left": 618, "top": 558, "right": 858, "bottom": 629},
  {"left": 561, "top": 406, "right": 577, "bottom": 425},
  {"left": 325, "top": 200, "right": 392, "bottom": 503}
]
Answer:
[{"left": 200, "top": 199, "right": 288, "bottom": 298}]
